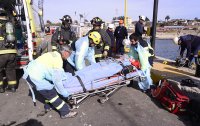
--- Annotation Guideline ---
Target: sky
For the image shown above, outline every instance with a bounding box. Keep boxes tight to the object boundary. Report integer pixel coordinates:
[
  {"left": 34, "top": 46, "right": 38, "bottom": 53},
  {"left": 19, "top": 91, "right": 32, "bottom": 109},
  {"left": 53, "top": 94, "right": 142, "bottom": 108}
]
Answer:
[{"left": 43, "top": 0, "right": 200, "bottom": 23}]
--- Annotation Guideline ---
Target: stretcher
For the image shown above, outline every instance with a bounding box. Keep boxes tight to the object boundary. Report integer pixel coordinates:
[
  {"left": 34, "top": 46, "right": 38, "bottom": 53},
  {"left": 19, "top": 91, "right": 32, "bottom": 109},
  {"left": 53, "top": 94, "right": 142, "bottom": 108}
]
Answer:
[
  {"left": 25, "top": 58, "right": 143, "bottom": 109},
  {"left": 63, "top": 58, "right": 143, "bottom": 109}
]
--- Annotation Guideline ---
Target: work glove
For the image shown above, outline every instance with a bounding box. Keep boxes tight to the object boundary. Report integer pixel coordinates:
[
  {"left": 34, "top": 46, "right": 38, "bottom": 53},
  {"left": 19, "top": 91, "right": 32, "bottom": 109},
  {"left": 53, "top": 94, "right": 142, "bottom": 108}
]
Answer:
[{"left": 103, "top": 51, "right": 108, "bottom": 57}]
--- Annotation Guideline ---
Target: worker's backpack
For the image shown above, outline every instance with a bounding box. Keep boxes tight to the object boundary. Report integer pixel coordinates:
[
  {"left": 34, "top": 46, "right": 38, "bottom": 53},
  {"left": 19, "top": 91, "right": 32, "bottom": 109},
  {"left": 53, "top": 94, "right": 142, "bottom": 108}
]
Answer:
[{"left": 151, "top": 79, "right": 189, "bottom": 114}]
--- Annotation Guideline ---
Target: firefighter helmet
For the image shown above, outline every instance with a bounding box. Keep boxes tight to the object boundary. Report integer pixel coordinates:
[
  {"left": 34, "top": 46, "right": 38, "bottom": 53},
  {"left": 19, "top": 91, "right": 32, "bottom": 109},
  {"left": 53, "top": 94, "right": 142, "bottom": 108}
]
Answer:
[
  {"left": 88, "top": 31, "right": 101, "bottom": 45},
  {"left": 90, "top": 17, "right": 103, "bottom": 26},
  {"left": 60, "top": 15, "right": 72, "bottom": 24}
]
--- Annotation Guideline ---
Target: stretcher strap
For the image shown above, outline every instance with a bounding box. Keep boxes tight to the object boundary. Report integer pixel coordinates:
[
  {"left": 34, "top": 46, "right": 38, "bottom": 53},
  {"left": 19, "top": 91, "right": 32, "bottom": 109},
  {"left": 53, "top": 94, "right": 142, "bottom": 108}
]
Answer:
[{"left": 76, "top": 75, "right": 87, "bottom": 92}]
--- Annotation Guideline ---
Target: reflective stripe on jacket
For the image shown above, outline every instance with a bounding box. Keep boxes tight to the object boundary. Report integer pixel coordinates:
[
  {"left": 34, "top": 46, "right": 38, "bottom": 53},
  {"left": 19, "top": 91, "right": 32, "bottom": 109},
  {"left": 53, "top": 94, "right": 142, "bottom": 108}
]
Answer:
[{"left": 22, "top": 51, "right": 68, "bottom": 96}]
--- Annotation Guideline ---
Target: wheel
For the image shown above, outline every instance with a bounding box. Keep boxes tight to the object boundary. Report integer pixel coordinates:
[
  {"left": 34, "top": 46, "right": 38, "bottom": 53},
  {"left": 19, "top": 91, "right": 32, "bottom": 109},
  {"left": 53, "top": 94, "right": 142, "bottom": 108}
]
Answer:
[{"left": 98, "top": 92, "right": 106, "bottom": 97}]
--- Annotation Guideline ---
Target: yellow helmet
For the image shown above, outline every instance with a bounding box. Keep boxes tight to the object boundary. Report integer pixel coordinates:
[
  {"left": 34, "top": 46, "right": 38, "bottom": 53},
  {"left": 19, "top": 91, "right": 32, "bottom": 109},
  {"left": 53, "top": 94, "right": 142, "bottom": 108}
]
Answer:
[{"left": 88, "top": 31, "right": 101, "bottom": 45}]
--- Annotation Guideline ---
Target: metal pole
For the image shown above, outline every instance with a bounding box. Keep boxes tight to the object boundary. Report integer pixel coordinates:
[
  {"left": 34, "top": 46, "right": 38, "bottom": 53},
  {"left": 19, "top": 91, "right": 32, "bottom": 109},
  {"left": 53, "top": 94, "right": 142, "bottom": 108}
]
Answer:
[
  {"left": 150, "top": 0, "right": 159, "bottom": 49},
  {"left": 124, "top": 0, "right": 127, "bottom": 27}
]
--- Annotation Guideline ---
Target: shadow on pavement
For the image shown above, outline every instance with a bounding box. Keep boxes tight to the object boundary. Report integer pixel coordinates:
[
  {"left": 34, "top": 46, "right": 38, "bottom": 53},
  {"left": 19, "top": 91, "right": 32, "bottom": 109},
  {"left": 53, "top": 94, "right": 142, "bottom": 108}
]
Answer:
[{"left": 16, "top": 119, "right": 43, "bottom": 126}]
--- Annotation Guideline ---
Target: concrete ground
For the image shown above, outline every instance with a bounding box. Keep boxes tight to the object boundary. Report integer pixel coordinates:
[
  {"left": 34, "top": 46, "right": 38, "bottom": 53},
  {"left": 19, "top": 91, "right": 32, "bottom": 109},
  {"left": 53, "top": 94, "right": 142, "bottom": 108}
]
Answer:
[
  {"left": 0, "top": 69, "right": 199, "bottom": 126},
  {"left": 1, "top": 36, "right": 199, "bottom": 126}
]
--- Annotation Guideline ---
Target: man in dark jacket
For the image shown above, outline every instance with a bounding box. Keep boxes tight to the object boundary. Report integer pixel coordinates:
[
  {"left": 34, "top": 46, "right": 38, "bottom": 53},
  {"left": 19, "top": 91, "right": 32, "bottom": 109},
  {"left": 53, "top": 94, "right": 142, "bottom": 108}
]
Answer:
[
  {"left": 173, "top": 35, "right": 200, "bottom": 65},
  {"left": 88, "top": 17, "right": 111, "bottom": 62},
  {"left": 51, "top": 15, "right": 77, "bottom": 74},
  {"left": 135, "top": 15, "right": 146, "bottom": 38},
  {"left": 114, "top": 20, "right": 128, "bottom": 55},
  {"left": 106, "top": 24, "right": 115, "bottom": 57}
]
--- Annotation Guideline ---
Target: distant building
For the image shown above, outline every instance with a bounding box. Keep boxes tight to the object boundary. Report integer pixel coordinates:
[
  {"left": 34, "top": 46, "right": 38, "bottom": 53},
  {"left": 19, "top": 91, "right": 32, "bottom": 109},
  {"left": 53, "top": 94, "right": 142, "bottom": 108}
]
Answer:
[{"left": 126, "top": 16, "right": 132, "bottom": 28}]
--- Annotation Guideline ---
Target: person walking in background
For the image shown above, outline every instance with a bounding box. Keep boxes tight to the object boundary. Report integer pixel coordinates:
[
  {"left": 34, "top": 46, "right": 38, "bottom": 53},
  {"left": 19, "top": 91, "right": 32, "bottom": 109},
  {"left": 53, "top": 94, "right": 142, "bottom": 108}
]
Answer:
[
  {"left": 106, "top": 24, "right": 115, "bottom": 57},
  {"left": 114, "top": 20, "right": 128, "bottom": 55},
  {"left": 135, "top": 15, "right": 146, "bottom": 38}
]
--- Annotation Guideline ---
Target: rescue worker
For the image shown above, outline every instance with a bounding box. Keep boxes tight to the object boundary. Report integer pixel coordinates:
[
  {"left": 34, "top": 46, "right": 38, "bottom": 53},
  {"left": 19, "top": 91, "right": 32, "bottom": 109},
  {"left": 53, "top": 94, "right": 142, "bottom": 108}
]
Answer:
[
  {"left": 135, "top": 15, "right": 146, "bottom": 38},
  {"left": 51, "top": 15, "right": 77, "bottom": 74},
  {"left": 23, "top": 44, "right": 78, "bottom": 119},
  {"left": 0, "top": 9, "right": 17, "bottom": 93},
  {"left": 106, "top": 24, "right": 115, "bottom": 57},
  {"left": 88, "top": 17, "right": 111, "bottom": 62},
  {"left": 69, "top": 31, "right": 101, "bottom": 70},
  {"left": 132, "top": 33, "right": 154, "bottom": 66},
  {"left": 128, "top": 33, "right": 153, "bottom": 92},
  {"left": 173, "top": 35, "right": 200, "bottom": 66},
  {"left": 114, "top": 20, "right": 128, "bottom": 55}
]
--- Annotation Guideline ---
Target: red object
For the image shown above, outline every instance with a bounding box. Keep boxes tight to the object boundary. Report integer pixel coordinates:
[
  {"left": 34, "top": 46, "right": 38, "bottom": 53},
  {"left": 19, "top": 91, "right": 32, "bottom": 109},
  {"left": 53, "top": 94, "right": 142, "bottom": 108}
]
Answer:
[
  {"left": 130, "top": 60, "right": 141, "bottom": 69},
  {"left": 151, "top": 80, "right": 189, "bottom": 114}
]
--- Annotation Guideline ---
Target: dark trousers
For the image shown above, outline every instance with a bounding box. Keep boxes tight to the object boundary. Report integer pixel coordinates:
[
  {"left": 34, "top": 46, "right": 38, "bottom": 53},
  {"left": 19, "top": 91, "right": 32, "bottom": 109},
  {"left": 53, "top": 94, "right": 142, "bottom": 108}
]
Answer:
[
  {"left": 108, "top": 47, "right": 114, "bottom": 57},
  {"left": 26, "top": 76, "right": 70, "bottom": 116},
  {"left": 39, "top": 89, "right": 70, "bottom": 116},
  {"left": 63, "top": 60, "right": 76, "bottom": 75},
  {"left": 0, "top": 54, "right": 16, "bottom": 88},
  {"left": 116, "top": 38, "right": 124, "bottom": 55}
]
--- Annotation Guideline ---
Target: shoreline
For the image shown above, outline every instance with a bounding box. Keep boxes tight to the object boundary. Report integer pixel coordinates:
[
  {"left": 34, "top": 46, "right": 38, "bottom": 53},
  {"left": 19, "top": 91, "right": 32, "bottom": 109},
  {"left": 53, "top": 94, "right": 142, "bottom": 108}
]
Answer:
[{"left": 143, "top": 29, "right": 199, "bottom": 40}]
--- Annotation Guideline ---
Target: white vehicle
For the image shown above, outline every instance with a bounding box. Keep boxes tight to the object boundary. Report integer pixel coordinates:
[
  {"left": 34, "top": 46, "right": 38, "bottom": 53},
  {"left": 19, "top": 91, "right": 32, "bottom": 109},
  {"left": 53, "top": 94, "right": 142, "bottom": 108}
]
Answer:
[{"left": 1, "top": 0, "right": 47, "bottom": 68}]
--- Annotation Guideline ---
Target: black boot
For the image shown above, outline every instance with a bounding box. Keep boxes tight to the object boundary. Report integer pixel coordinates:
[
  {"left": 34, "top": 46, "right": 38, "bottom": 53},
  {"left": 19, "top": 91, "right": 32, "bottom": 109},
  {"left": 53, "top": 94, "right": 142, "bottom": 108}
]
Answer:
[
  {"left": 7, "top": 85, "right": 16, "bottom": 93},
  {"left": 0, "top": 86, "right": 5, "bottom": 93}
]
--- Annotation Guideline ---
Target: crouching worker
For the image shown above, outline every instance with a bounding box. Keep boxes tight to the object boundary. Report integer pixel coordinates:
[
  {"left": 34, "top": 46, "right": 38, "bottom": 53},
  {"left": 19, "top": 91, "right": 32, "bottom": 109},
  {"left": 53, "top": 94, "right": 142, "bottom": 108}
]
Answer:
[
  {"left": 173, "top": 35, "right": 200, "bottom": 67},
  {"left": 128, "top": 33, "right": 153, "bottom": 92},
  {"left": 23, "top": 45, "right": 77, "bottom": 119}
]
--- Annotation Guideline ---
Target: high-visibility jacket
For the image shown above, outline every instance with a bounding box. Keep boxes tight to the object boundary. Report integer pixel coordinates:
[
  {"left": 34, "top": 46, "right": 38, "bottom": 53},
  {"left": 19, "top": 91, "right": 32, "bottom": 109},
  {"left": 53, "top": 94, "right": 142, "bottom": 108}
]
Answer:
[{"left": 23, "top": 51, "right": 69, "bottom": 97}]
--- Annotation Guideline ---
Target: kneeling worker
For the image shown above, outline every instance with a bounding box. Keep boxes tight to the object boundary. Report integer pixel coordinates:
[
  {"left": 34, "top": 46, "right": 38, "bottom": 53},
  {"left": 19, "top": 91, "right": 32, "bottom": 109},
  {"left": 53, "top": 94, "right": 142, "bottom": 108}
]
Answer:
[{"left": 23, "top": 45, "right": 77, "bottom": 119}]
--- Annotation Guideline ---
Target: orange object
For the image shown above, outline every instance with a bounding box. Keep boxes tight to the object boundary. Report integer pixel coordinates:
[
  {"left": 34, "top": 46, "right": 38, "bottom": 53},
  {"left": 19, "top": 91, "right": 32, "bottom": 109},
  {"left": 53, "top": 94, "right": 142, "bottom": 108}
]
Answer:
[
  {"left": 130, "top": 59, "right": 141, "bottom": 69},
  {"left": 151, "top": 80, "right": 189, "bottom": 114}
]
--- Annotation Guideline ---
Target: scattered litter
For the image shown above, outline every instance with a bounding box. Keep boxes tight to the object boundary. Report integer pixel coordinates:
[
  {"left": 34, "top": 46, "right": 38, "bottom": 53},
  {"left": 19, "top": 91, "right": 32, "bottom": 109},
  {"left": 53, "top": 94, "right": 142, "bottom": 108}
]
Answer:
[
  {"left": 118, "top": 103, "right": 123, "bottom": 105},
  {"left": 82, "top": 112, "right": 86, "bottom": 116},
  {"left": 83, "top": 123, "right": 92, "bottom": 126},
  {"left": 48, "top": 115, "right": 52, "bottom": 118}
]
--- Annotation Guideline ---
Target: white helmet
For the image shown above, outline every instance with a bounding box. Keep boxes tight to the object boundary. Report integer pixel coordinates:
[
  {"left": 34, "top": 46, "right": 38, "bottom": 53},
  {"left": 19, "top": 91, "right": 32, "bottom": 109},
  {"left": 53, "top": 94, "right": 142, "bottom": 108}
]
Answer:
[
  {"left": 122, "top": 39, "right": 130, "bottom": 46},
  {"left": 139, "top": 15, "right": 146, "bottom": 21},
  {"left": 173, "top": 37, "right": 179, "bottom": 45},
  {"left": 108, "top": 24, "right": 114, "bottom": 29}
]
